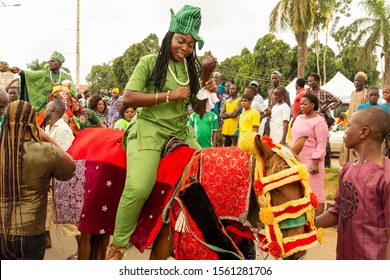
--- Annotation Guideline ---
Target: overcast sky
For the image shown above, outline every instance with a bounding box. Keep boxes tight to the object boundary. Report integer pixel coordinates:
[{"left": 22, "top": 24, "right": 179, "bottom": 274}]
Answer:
[{"left": 1, "top": 0, "right": 364, "bottom": 85}]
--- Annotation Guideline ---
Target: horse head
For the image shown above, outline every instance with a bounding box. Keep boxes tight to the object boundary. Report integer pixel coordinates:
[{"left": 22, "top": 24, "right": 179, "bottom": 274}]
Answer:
[{"left": 249, "top": 135, "right": 320, "bottom": 260}]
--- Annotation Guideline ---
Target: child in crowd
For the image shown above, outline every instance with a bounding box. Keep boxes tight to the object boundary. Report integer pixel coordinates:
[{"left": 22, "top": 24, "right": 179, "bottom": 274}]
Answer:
[
  {"left": 113, "top": 105, "right": 136, "bottom": 131},
  {"left": 315, "top": 106, "right": 390, "bottom": 259},
  {"left": 187, "top": 110, "right": 219, "bottom": 148},
  {"left": 382, "top": 87, "right": 390, "bottom": 111},
  {"left": 357, "top": 86, "right": 389, "bottom": 111},
  {"left": 269, "top": 86, "right": 290, "bottom": 145},
  {"left": 238, "top": 93, "right": 260, "bottom": 134}
]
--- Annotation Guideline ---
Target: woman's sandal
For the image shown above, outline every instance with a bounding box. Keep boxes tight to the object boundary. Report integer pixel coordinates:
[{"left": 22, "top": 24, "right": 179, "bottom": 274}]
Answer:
[{"left": 105, "top": 243, "right": 127, "bottom": 260}]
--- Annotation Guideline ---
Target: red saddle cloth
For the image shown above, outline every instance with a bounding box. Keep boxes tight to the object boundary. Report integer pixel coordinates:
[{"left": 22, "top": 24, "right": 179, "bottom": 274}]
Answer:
[
  {"left": 200, "top": 146, "right": 252, "bottom": 221},
  {"left": 130, "top": 146, "right": 196, "bottom": 252},
  {"left": 54, "top": 128, "right": 196, "bottom": 248}
]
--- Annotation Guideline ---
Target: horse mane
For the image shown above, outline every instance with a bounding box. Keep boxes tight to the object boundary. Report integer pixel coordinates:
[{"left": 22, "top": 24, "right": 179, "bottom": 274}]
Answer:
[{"left": 265, "top": 154, "right": 290, "bottom": 176}]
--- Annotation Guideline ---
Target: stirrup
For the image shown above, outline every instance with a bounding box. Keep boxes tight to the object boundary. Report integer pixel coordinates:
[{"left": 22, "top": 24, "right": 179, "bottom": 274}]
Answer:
[{"left": 105, "top": 243, "right": 127, "bottom": 260}]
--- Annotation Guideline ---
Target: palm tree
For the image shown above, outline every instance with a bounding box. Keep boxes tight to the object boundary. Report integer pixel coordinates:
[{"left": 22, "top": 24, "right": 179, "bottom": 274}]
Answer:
[
  {"left": 269, "top": 0, "right": 317, "bottom": 78},
  {"left": 26, "top": 59, "right": 48, "bottom": 71},
  {"left": 26, "top": 59, "right": 71, "bottom": 74},
  {"left": 345, "top": 0, "right": 390, "bottom": 86},
  {"left": 312, "top": 0, "right": 352, "bottom": 84}
]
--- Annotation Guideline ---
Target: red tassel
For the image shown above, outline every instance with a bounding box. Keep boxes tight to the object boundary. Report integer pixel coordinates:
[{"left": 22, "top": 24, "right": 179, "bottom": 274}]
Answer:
[
  {"left": 254, "top": 179, "right": 264, "bottom": 195},
  {"left": 261, "top": 136, "right": 277, "bottom": 149},
  {"left": 269, "top": 241, "right": 283, "bottom": 258},
  {"left": 310, "top": 192, "right": 319, "bottom": 209}
]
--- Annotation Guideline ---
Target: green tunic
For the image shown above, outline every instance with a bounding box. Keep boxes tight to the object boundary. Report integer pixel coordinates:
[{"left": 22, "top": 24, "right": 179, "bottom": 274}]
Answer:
[
  {"left": 124, "top": 54, "right": 198, "bottom": 151},
  {"left": 113, "top": 54, "right": 201, "bottom": 247},
  {"left": 20, "top": 70, "right": 76, "bottom": 113}
]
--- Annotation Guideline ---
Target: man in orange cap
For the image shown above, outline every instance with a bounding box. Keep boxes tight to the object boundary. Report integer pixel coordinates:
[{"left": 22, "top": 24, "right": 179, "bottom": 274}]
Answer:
[{"left": 107, "top": 87, "right": 123, "bottom": 128}]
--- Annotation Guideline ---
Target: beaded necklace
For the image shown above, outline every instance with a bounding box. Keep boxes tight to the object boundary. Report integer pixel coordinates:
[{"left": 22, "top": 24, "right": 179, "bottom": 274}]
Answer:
[
  {"left": 50, "top": 70, "right": 62, "bottom": 86},
  {"left": 168, "top": 59, "right": 189, "bottom": 86}
]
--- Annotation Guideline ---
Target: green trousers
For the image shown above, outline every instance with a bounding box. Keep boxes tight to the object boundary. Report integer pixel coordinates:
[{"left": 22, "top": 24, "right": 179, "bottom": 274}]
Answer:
[{"left": 112, "top": 127, "right": 200, "bottom": 247}]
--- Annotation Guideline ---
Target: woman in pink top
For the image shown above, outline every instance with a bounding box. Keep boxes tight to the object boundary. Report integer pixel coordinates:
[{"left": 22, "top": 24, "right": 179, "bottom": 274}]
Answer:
[{"left": 291, "top": 93, "right": 328, "bottom": 216}]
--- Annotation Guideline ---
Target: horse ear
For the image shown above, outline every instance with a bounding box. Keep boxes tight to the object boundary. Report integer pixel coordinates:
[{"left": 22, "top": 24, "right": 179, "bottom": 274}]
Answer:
[
  {"left": 254, "top": 135, "right": 274, "bottom": 161},
  {"left": 290, "top": 136, "right": 308, "bottom": 156}
]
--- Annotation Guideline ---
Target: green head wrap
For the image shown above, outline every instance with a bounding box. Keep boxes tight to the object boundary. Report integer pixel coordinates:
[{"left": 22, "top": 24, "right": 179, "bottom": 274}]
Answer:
[
  {"left": 51, "top": 51, "right": 65, "bottom": 65},
  {"left": 168, "top": 5, "right": 204, "bottom": 50}
]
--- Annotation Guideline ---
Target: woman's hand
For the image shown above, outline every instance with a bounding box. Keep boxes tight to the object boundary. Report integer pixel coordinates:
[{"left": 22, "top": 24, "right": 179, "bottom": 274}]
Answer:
[
  {"left": 203, "top": 78, "right": 217, "bottom": 93},
  {"left": 309, "top": 161, "right": 319, "bottom": 175},
  {"left": 170, "top": 86, "right": 191, "bottom": 101},
  {"left": 9, "top": 67, "right": 21, "bottom": 74}
]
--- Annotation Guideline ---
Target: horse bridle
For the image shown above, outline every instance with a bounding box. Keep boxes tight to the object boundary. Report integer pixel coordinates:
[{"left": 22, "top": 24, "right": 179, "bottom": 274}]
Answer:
[{"left": 253, "top": 137, "right": 322, "bottom": 259}]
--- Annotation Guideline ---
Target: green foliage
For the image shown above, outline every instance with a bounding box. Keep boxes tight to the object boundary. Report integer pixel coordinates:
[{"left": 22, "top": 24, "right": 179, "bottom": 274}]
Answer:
[
  {"left": 85, "top": 63, "right": 114, "bottom": 94},
  {"left": 337, "top": 46, "right": 380, "bottom": 85},
  {"left": 121, "top": 33, "right": 160, "bottom": 85},
  {"left": 86, "top": 33, "right": 160, "bottom": 92},
  {"left": 306, "top": 41, "right": 341, "bottom": 83},
  {"left": 26, "top": 59, "right": 71, "bottom": 74},
  {"left": 332, "top": 0, "right": 389, "bottom": 86},
  {"left": 26, "top": 59, "right": 48, "bottom": 71}
]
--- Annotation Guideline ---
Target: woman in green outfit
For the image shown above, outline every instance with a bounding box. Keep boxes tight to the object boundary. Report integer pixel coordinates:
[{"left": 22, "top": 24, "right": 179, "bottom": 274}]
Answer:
[
  {"left": 68, "top": 97, "right": 106, "bottom": 135},
  {"left": 113, "top": 105, "right": 136, "bottom": 131},
  {"left": 106, "top": 5, "right": 217, "bottom": 260}
]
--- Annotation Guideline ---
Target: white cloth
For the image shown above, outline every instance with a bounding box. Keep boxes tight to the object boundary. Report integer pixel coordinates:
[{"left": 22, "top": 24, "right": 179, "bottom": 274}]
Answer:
[
  {"left": 45, "top": 118, "right": 74, "bottom": 151},
  {"left": 196, "top": 88, "right": 219, "bottom": 112},
  {"left": 270, "top": 103, "right": 291, "bottom": 143},
  {"left": 251, "top": 94, "right": 265, "bottom": 113}
]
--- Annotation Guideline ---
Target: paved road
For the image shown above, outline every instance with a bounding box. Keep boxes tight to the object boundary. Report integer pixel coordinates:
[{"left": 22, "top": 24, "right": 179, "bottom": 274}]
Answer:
[{"left": 44, "top": 226, "right": 336, "bottom": 260}]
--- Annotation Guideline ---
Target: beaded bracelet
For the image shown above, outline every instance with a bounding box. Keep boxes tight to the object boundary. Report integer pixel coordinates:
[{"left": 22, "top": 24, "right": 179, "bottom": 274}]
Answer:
[
  {"left": 155, "top": 93, "right": 158, "bottom": 105},
  {"left": 166, "top": 90, "right": 170, "bottom": 103}
]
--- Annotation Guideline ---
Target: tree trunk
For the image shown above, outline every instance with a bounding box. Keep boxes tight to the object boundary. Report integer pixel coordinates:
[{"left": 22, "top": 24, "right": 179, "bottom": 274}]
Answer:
[
  {"left": 323, "top": 28, "right": 329, "bottom": 84},
  {"left": 296, "top": 32, "right": 307, "bottom": 78},
  {"left": 315, "top": 33, "right": 320, "bottom": 78},
  {"left": 383, "top": 53, "right": 390, "bottom": 88}
]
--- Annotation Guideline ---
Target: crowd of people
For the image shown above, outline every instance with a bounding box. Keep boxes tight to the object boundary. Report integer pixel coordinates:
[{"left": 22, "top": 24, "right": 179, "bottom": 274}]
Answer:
[{"left": 1, "top": 4, "right": 390, "bottom": 261}]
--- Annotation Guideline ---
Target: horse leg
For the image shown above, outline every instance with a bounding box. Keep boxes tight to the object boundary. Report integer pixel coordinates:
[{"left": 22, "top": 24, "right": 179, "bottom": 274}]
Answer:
[
  {"left": 89, "top": 234, "right": 110, "bottom": 260},
  {"left": 78, "top": 233, "right": 91, "bottom": 260},
  {"left": 96, "top": 235, "right": 110, "bottom": 260},
  {"left": 149, "top": 223, "right": 174, "bottom": 260}
]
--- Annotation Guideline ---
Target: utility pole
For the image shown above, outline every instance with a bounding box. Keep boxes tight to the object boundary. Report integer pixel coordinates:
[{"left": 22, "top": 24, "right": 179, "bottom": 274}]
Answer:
[{"left": 76, "top": 0, "right": 80, "bottom": 93}]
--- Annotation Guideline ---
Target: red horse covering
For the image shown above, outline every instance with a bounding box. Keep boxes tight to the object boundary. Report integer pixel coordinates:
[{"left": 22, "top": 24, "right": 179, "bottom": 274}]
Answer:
[
  {"left": 200, "top": 147, "right": 252, "bottom": 221},
  {"left": 54, "top": 128, "right": 126, "bottom": 235},
  {"left": 54, "top": 128, "right": 196, "bottom": 248}
]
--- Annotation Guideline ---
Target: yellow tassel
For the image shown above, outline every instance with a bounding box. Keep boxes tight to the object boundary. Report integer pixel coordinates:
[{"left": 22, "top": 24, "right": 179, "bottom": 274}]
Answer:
[
  {"left": 260, "top": 207, "right": 274, "bottom": 225},
  {"left": 238, "top": 132, "right": 257, "bottom": 156},
  {"left": 297, "top": 164, "right": 309, "bottom": 181},
  {"left": 317, "top": 227, "right": 324, "bottom": 244}
]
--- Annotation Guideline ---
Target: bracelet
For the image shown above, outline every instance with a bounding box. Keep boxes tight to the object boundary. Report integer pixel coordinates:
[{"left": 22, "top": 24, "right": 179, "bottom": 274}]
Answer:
[
  {"left": 155, "top": 93, "right": 158, "bottom": 105},
  {"left": 166, "top": 90, "right": 170, "bottom": 103}
]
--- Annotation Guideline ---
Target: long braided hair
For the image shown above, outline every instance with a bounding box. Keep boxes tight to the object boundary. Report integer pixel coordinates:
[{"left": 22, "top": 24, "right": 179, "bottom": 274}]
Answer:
[
  {"left": 0, "top": 100, "right": 41, "bottom": 256},
  {"left": 152, "top": 31, "right": 201, "bottom": 96}
]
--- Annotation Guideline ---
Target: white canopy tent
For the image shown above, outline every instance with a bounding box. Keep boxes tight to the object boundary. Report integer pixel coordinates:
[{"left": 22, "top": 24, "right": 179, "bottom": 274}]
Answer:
[
  {"left": 321, "top": 71, "right": 354, "bottom": 104},
  {"left": 284, "top": 71, "right": 354, "bottom": 105},
  {"left": 284, "top": 78, "right": 308, "bottom": 104}
]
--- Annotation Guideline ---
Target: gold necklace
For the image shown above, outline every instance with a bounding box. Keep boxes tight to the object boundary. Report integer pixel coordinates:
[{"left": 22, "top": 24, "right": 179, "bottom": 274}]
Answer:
[
  {"left": 50, "top": 70, "right": 62, "bottom": 85},
  {"left": 168, "top": 59, "right": 189, "bottom": 86}
]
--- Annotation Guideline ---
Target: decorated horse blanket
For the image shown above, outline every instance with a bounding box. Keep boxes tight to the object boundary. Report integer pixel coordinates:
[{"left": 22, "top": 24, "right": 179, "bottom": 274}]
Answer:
[
  {"left": 200, "top": 147, "right": 252, "bottom": 221},
  {"left": 54, "top": 128, "right": 196, "bottom": 238},
  {"left": 54, "top": 129, "right": 253, "bottom": 258}
]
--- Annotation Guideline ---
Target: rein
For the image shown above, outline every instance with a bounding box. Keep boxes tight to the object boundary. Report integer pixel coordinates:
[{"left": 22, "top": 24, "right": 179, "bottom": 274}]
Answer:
[{"left": 254, "top": 137, "right": 322, "bottom": 259}]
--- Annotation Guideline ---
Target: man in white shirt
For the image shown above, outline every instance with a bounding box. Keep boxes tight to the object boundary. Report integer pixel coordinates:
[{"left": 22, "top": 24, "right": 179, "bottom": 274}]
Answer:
[
  {"left": 44, "top": 101, "right": 74, "bottom": 150},
  {"left": 43, "top": 101, "right": 78, "bottom": 258}
]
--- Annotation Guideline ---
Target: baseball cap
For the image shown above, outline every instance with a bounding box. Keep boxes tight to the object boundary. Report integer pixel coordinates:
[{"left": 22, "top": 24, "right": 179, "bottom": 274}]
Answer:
[{"left": 250, "top": 80, "right": 259, "bottom": 87}]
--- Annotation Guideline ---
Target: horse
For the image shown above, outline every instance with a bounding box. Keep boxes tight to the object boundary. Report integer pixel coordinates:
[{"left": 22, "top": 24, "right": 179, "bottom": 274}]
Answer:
[
  {"left": 54, "top": 129, "right": 321, "bottom": 260},
  {"left": 148, "top": 133, "right": 319, "bottom": 260}
]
